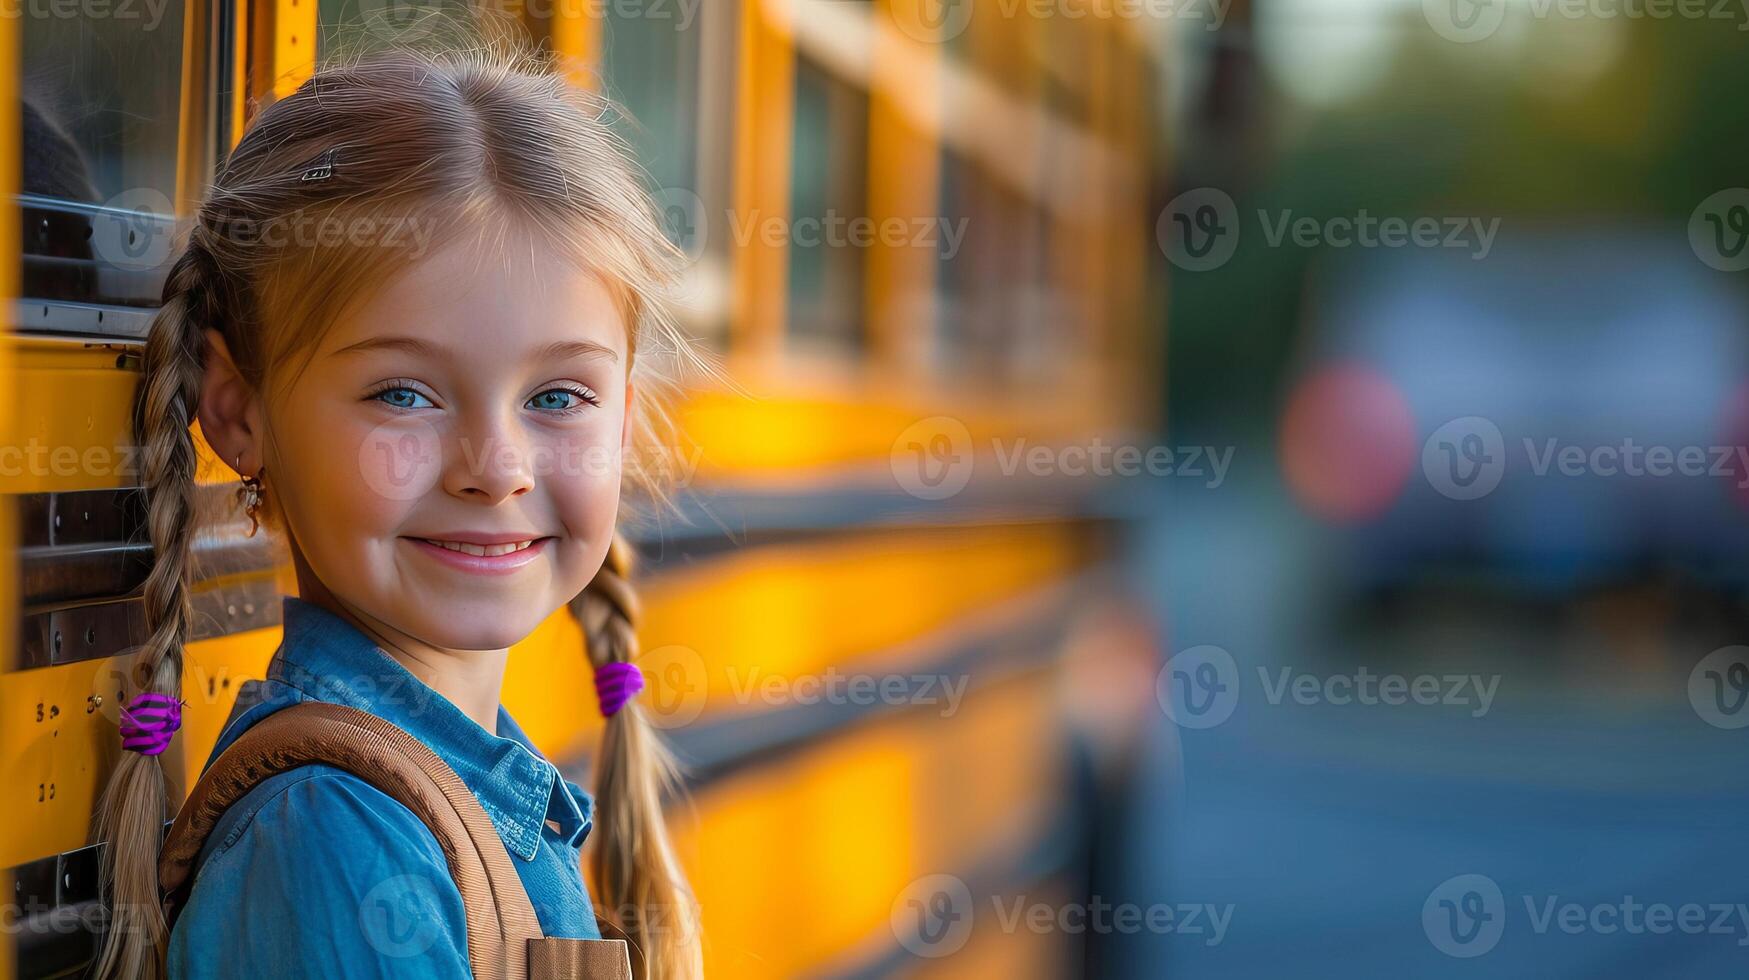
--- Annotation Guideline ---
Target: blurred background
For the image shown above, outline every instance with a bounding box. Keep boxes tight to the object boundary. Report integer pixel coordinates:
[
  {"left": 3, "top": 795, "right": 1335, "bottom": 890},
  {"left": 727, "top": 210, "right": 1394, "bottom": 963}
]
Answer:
[
  {"left": 3, "top": 0, "right": 1748, "bottom": 978},
  {"left": 1147, "top": 6, "right": 1749, "bottom": 978}
]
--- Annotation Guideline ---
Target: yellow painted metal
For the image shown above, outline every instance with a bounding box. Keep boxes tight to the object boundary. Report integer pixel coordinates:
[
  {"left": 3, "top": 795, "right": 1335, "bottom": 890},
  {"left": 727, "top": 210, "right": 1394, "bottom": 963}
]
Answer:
[
  {"left": 514, "top": 522, "right": 1085, "bottom": 756},
  {"left": 256, "top": 0, "right": 317, "bottom": 108},
  {"left": 864, "top": 0, "right": 943, "bottom": 375},
  {"left": 675, "top": 668, "right": 1064, "bottom": 978},
  {"left": 912, "top": 881, "right": 1073, "bottom": 979},
  {"left": 0, "top": 340, "right": 140, "bottom": 495},
  {"left": 1, "top": 0, "right": 19, "bottom": 969},
  {"left": 175, "top": 0, "right": 209, "bottom": 214},
  {"left": 679, "top": 717, "right": 920, "bottom": 977},
  {"left": 4, "top": 658, "right": 136, "bottom": 867},
  {"left": 233, "top": 0, "right": 251, "bottom": 145},
  {"left": 676, "top": 377, "right": 1129, "bottom": 479},
  {"left": 4, "top": 520, "right": 1084, "bottom": 864},
  {"left": 0, "top": 627, "right": 282, "bottom": 867},
  {"left": 0, "top": 418, "right": 11, "bottom": 980},
  {"left": 0, "top": 339, "right": 242, "bottom": 494},
  {"left": 633, "top": 523, "right": 1087, "bottom": 729},
  {"left": 174, "top": 624, "right": 286, "bottom": 793},
  {"left": 545, "top": 0, "right": 601, "bottom": 90},
  {"left": 730, "top": 0, "right": 794, "bottom": 360}
]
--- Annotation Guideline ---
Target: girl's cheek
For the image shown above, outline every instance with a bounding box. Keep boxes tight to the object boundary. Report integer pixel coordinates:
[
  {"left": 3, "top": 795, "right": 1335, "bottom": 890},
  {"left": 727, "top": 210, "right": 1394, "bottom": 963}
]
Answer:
[
  {"left": 543, "top": 425, "right": 622, "bottom": 482},
  {"left": 354, "top": 416, "right": 446, "bottom": 507},
  {"left": 276, "top": 414, "right": 429, "bottom": 546},
  {"left": 544, "top": 431, "right": 623, "bottom": 528}
]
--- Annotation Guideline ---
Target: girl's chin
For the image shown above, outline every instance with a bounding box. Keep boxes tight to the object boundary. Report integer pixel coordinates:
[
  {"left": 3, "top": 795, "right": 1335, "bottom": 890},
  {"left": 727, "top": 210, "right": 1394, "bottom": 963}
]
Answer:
[
  {"left": 412, "top": 622, "right": 542, "bottom": 653},
  {"left": 392, "top": 597, "right": 557, "bottom": 650}
]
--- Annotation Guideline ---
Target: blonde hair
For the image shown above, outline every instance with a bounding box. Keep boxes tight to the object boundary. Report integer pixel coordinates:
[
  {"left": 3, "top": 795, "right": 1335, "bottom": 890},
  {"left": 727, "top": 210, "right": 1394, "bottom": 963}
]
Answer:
[{"left": 94, "top": 37, "right": 712, "bottom": 980}]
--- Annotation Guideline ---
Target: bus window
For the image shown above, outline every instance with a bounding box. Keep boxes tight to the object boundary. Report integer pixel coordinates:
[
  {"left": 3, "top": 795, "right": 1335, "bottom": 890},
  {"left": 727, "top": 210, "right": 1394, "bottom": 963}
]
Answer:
[
  {"left": 601, "top": 6, "right": 734, "bottom": 347},
  {"left": 602, "top": 9, "right": 699, "bottom": 205},
  {"left": 935, "top": 146, "right": 1000, "bottom": 381},
  {"left": 20, "top": 0, "right": 191, "bottom": 322},
  {"left": 315, "top": 0, "right": 483, "bottom": 58},
  {"left": 935, "top": 146, "right": 1057, "bottom": 389},
  {"left": 787, "top": 54, "right": 867, "bottom": 357}
]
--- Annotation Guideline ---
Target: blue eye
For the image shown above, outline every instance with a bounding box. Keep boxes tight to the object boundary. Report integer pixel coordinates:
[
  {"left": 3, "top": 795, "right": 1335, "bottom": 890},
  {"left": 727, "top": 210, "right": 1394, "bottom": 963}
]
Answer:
[
  {"left": 372, "top": 386, "right": 434, "bottom": 410},
  {"left": 365, "top": 382, "right": 596, "bottom": 414},
  {"left": 527, "top": 386, "right": 600, "bottom": 413}
]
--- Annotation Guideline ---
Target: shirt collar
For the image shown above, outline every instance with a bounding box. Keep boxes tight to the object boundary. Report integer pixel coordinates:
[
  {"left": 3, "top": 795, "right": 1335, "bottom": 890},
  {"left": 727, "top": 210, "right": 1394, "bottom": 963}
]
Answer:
[{"left": 258, "top": 594, "right": 592, "bottom": 860}]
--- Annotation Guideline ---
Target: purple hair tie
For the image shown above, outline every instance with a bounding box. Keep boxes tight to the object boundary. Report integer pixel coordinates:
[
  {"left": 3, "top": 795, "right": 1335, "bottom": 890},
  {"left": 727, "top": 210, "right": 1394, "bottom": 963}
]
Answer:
[
  {"left": 594, "top": 662, "right": 644, "bottom": 717},
  {"left": 120, "top": 692, "right": 184, "bottom": 756}
]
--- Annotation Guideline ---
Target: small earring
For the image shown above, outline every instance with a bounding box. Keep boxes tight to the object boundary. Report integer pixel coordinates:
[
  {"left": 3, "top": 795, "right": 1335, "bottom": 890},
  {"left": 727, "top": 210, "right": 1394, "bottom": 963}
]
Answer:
[{"left": 234, "top": 453, "right": 266, "bottom": 537}]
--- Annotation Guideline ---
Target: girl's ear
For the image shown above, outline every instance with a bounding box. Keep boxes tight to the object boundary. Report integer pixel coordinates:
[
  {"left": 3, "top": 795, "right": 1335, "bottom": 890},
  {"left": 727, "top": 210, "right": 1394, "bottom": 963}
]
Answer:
[{"left": 196, "top": 328, "right": 266, "bottom": 474}]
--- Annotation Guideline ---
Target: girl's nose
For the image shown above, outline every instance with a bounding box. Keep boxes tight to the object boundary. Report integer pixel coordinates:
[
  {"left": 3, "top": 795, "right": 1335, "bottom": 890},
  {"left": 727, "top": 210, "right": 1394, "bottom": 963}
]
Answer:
[{"left": 442, "top": 415, "right": 536, "bottom": 502}]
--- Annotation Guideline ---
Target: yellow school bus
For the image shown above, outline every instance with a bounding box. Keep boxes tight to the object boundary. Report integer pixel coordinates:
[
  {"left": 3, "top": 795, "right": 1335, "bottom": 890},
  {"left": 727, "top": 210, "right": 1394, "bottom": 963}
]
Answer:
[{"left": 1, "top": 1, "right": 1163, "bottom": 976}]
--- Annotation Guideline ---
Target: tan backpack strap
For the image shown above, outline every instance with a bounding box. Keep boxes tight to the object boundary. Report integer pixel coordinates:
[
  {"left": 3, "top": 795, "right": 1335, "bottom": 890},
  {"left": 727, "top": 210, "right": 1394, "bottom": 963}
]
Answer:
[
  {"left": 527, "top": 917, "right": 641, "bottom": 980},
  {"left": 529, "top": 938, "right": 632, "bottom": 980},
  {"left": 157, "top": 701, "right": 542, "bottom": 980}
]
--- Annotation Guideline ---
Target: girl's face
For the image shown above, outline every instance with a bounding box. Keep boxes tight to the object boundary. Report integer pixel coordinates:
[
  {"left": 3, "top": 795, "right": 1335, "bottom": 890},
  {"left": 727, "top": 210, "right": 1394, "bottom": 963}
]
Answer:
[{"left": 262, "top": 228, "right": 631, "bottom": 651}]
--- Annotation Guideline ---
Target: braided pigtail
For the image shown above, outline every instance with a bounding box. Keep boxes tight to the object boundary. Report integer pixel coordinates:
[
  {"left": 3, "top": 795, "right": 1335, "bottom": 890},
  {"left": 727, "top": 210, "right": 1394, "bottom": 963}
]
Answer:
[
  {"left": 90, "top": 244, "right": 214, "bottom": 980},
  {"left": 570, "top": 532, "right": 703, "bottom": 980}
]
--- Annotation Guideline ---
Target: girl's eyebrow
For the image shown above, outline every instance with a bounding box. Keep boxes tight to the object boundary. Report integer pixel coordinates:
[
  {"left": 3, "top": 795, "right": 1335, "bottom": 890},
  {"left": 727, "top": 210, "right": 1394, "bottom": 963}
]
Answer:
[{"left": 330, "top": 335, "right": 619, "bottom": 364}]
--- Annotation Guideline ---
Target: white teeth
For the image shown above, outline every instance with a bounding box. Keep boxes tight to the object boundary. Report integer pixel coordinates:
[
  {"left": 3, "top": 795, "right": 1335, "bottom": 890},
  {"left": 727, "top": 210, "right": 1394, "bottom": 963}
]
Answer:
[{"left": 424, "top": 539, "right": 535, "bottom": 557}]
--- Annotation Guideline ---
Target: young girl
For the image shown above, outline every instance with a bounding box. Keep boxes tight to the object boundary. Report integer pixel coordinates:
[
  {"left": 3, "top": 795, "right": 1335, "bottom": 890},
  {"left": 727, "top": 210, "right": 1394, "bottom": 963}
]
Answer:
[{"left": 90, "top": 41, "right": 709, "bottom": 980}]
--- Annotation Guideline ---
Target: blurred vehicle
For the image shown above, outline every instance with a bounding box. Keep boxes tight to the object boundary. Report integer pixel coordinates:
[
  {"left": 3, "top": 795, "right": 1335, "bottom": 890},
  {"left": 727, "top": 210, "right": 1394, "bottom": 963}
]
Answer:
[{"left": 1306, "top": 239, "right": 1749, "bottom": 594}]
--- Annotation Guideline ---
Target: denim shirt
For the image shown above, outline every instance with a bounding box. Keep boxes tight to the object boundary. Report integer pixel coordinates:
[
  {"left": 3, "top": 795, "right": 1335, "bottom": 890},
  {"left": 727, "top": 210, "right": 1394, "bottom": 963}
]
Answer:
[{"left": 167, "top": 595, "right": 600, "bottom": 979}]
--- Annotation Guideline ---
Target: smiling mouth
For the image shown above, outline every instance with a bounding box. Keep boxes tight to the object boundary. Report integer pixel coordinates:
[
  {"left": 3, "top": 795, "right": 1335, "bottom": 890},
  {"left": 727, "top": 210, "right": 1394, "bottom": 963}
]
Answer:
[{"left": 410, "top": 537, "right": 549, "bottom": 557}]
